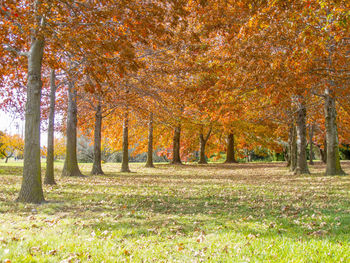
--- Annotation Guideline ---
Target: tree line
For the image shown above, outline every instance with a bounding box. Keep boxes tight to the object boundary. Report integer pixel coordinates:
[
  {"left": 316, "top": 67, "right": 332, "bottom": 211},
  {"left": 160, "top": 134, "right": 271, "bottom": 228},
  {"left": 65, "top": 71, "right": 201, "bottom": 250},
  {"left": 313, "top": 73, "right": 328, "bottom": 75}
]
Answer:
[{"left": 0, "top": 0, "right": 349, "bottom": 203}]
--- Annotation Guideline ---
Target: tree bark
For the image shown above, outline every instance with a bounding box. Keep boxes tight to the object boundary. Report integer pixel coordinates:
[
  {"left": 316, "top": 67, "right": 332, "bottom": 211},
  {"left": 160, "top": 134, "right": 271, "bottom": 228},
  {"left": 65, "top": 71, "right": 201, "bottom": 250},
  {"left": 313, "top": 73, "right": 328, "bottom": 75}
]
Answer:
[
  {"left": 62, "top": 82, "right": 83, "bottom": 177},
  {"left": 225, "top": 133, "right": 237, "bottom": 163},
  {"left": 198, "top": 134, "right": 207, "bottom": 164},
  {"left": 198, "top": 127, "right": 211, "bottom": 164},
  {"left": 319, "top": 137, "right": 327, "bottom": 164},
  {"left": 17, "top": 38, "right": 45, "bottom": 203},
  {"left": 284, "top": 146, "right": 290, "bottom": 167},
  {"left": 324, "top": 88, "right": 345, "bottom": 175},
  {"left": 289, "top": 123, "right": 297, "bottom": 172},
  {"left": 145, "top": 113, "right": 154, "bottom": 168},
  {"left": 44, "top": 69, "right": 57, "bottom": 185},
  {"left": 120, "top": 112, "right": 131, "bottom": 172},
  {"left": 309, "top": 124, "right": 314, "bottom": 165},
  {"left": 295, "top": 102, "right": 310, "bottom": 175},
  {"left": 171, "top": 124, "right": 182, "bottom": 164},
  {"left": 91, "top": 100, "right": 104, "bottom": 175}
]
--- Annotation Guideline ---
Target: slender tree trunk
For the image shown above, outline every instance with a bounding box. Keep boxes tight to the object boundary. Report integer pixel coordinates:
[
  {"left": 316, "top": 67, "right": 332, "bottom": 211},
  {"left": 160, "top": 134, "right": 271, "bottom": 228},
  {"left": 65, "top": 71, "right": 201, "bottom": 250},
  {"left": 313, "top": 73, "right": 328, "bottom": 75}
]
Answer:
[
  {"left": 324, "top": 88, "right": 345, "bottom": 175},
  {"left": 290, "top": 122, "right": 298, "bottom": 172},
  {"left": 309, "top": 124, "right": 314, "bottom": 165},
  {"left": 91, "top": 101, "right": 104, "bottom": 175},
  {"left": 286, "top": 123, "right": 293, "bottom": 168},
  {"left": 198, "top": 127, "right": 211, "bottom": 164},
  {"left": 17, "top": 39, "right": 45, "bottom": 203},
  {"left": 225, "top": 133, "right": 236, "bottom": 163},
  {"left": 44, "top": 69, "right": 57, "bottom": 185},
  {"left": 198, "top": 134, "right": 208, "bottom": 164},
  {"left": 62, "top": 82, "right": 83, "bottom": 177},
  {"left": 323, "top": 137, "right": 327, "bottom": 163},
  {"left": 171, "top": 124, "right": 182, "bottom": 164},
  {"left": 319, "top": 138, "right": 327, "bottom": 164},
  {"left": 295, "top": 103, "right": 310, "bottom": 175},
  {"left": 120, "top": 112, "right": 131, "bottom": 172},
  {"left": 145, "top": 113, "right": 154, "bottom": 168},
  {"left": 284, "top": 146, "right": 290, "bottom": 167},
  {"left": 5, "top": 157, "right": 9, "bottom": 163},
  {"left": 319, "top": 146, "right": 325, "bottom": 163}
]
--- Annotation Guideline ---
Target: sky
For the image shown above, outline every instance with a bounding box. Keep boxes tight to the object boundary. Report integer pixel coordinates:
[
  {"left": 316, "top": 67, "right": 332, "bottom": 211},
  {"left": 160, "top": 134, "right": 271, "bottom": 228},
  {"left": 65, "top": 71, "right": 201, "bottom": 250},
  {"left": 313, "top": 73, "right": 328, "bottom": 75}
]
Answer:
[
  {"left": 0, "top": 110, "right": 49, "bottom": 147},
  {"left": 0, "top": 111, "right": 24, "bottom": 136}
]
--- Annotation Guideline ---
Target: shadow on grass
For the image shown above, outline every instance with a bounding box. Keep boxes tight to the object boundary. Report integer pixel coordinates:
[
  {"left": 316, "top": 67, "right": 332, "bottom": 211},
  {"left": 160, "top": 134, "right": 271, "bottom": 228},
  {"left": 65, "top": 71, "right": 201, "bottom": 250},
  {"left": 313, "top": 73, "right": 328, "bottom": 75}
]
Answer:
[
  {"left": 0, "top": 165, "right": 23, "bottom": 176},
  {"left": 18, "top": 186, "right": 348, "bottom": 244},
  {"left": 79, "top": 191, "right": 350, "bottom": 242},
  {"left": 1, "top": 161, "right": 349, "bottom": 249}
]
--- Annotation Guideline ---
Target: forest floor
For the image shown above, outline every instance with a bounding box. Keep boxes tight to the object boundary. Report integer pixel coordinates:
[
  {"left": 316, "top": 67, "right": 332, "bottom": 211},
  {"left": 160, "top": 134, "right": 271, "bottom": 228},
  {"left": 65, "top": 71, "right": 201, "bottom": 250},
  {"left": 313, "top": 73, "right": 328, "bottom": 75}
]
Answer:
[{"left": 0, "top": 161, "right": 349, "bottom": 262}]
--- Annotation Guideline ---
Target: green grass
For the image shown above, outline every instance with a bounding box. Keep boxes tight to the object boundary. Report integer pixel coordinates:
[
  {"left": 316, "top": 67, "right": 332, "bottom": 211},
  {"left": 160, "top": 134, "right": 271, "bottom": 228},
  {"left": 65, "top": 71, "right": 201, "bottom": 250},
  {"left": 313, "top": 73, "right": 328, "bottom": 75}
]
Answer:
[{"left": 0, "top": 161, "right": 349, "bottom": 262}]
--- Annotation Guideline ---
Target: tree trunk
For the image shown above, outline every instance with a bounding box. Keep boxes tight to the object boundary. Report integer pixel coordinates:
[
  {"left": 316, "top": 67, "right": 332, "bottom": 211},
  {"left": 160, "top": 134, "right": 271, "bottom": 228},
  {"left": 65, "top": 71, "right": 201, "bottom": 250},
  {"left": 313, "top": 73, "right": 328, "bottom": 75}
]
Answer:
[
  {"left": 324, "top": 88, "right": 345, "bottom": 175},
  {"left": 309, "top": 124, "right": 314, "bottom": 165},
  {"left": 198, "top": 127, "right": 211, "bottom": 164},
  {"left": 5, "top": 157, "right": 9, "bottom": 163},
  {"left": 145, "top": 113, "right": 154, "bottom": 168},
  {"left": 289, "top": 123, "right": 297, "bottom": 172},
  {"left": 17, "top": 39, "right": 45, "bottom": 203},
  {"left": 120, "top": 112, "right": 131, "bottom": 172},
  {"left": 295, "top": 103, "right": 310, "bottom": 175},
  {"left": 44, "top": 69, "right": 57, "bottom": 185},
  {"left": 319, "top": 138, "right": 327, "bottom": 164},
  {"left": 171, "top": 125, "right": 182, "bottom": 164},
  {"left": 91, "top": 101, "right": 104, "bottom": 175},
  {"left": 62, "top": 82, "right": 83, "bottom": 177},
  {"left": 225, "top": 133, "right": 236, "bottom": 163},
  {"left": 198, "top": 134, "right": 208, "bottom": 164},
  {"left": 284, "top": 147, "right": 290, "bottom": 167}
]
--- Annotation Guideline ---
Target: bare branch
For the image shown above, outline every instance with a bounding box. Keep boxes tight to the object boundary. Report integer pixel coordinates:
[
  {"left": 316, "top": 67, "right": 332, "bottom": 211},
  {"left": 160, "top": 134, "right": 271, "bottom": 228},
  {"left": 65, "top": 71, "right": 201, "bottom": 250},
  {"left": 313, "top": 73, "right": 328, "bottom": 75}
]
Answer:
[{"left": 2, "top": 44, "right": 29, "bottom": 57}]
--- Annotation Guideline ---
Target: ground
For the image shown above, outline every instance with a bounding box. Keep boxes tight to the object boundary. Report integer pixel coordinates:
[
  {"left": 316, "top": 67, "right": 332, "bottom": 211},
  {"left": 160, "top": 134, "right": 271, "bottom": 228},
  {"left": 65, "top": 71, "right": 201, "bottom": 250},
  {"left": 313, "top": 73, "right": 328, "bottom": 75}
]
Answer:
[{"left": 0, "top": 161, "right": 349, "bottom": 262}]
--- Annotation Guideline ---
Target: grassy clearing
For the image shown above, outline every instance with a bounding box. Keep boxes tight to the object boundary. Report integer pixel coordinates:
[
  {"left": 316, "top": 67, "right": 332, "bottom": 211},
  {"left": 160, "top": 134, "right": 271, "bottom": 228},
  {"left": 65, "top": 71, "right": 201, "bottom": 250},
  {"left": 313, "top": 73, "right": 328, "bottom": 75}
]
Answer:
[{"left": 0, "top": 161, "right": 349, "bottom": 262}]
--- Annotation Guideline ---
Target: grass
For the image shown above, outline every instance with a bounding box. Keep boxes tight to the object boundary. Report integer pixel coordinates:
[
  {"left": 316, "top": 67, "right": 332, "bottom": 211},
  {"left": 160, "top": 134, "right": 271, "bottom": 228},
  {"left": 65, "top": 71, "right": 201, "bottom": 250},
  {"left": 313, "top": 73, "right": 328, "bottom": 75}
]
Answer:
[{"left": 0, "top": 161, "right": 349, "bottom": 262}]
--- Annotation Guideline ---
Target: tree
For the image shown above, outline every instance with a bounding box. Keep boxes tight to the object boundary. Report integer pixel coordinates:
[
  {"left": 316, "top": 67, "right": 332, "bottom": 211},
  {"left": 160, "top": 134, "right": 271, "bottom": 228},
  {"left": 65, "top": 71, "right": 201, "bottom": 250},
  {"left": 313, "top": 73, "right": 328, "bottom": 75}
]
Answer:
[
  {"left": 224, "top": 133, "right": 236, "bottom": 164},
  {"left": 145, "top": 113, "right": 155, "bottom": 168},
  {"left": 91, "top": 99, "right": 104, "bottom": 175},
  {"left": 62, "top": 81, "right": 83, "bottom": 177},
  {"left": 0, "top": 132, "right": 24, "bottom": 163},
  {"left": 198, "top": 126, "right": 212, "bottom": 164},
  {"left": 44, "top": 69, "right": 57, "bottom": 184}
]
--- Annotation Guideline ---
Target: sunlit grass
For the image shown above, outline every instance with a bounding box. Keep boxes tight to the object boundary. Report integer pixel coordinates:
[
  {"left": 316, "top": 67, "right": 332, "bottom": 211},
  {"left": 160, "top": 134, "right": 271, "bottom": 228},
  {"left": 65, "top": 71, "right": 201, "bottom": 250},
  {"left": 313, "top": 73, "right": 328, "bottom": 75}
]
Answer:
[{"left": 0, "top": 161, "right": 349, "bottom": 262}]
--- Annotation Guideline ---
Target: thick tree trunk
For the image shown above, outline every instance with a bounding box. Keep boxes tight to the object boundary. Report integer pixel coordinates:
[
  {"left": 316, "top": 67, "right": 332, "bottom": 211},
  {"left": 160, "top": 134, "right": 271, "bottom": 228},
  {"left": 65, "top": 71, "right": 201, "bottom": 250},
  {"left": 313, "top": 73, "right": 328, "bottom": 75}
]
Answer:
[
  {"left": 91, "top": 101, "right": 104, "bottom": 175},
  {"left": 44, "top": 69, "right": 57, "bottom": 185},
  {"left": 17, "top": 39, "right": 45, "bottom": 203},
  {"left": 62, "top": 82, "right": 83, "bottom": 177},
  {"left": 225, "top": 133, "right": 236, "bottom": 163},
  {"left": 309, "top": 124, "right": 314, "bottom": 165},
  {"left": 145, "top": 113, "right": 154, "bottom": 168},
  {"left": 171, "top": 125, "right": 182, "bottom": 164},
  {"left": 324, "top": 89, "right": 345, "bottom": 175},
  {"left": 120, "top": 112, "right": 131, "bottom": 172},
  {"left": 295, "top": 103, "right": 310, "bottom": 175}
]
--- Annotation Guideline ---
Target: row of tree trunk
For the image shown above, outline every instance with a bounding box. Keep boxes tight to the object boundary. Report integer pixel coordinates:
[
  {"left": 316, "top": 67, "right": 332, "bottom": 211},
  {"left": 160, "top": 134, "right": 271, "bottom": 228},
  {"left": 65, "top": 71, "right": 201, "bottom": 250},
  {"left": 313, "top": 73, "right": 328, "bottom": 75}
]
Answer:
[
  {"left": 287, "top": 92, "right": 345, "bottom": 176},
  {"left": 46, "top": 92, "right": 237, "bottom": 179},
  {"left": 20, "top": 64, "right": 345, "bottom": 204}
]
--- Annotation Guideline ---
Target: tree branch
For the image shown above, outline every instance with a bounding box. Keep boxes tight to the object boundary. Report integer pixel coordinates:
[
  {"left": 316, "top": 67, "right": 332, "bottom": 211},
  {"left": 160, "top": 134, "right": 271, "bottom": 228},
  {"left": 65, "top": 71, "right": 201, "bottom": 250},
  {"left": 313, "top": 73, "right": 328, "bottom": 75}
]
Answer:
[{"left": 2, "top": 44, "right": 29, "bottom": 57}]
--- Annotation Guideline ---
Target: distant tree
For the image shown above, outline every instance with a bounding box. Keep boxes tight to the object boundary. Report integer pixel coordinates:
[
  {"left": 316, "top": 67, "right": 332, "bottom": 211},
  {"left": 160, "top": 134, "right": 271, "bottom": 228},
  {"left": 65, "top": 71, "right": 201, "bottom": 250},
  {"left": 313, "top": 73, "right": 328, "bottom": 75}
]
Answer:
[{"left": 0, "top": 132, "right": 24, "bottom": 163}]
